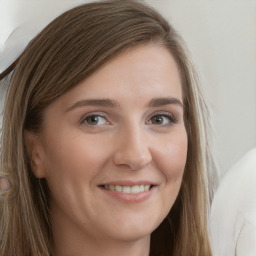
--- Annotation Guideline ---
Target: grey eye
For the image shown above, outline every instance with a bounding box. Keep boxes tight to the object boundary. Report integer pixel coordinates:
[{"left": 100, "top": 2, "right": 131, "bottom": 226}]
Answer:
[
  {"left": 151, "top": 115, "right": 165, "bottom": 125},
  {"left": 84, "top": 115, "right": 107, "bottom": 126},
  {"left": 149, "top": 114, "right": 177, "bottom": 126}
]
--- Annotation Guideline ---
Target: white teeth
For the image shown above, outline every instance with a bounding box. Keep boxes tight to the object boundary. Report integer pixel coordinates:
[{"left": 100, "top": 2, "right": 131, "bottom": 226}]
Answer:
[
  {"left": 103, "top": 184, "right": 152, "bottom": 194},
  {"left": 131, "top": 185, "right": 140, "bottom": 194},
  {"left": 116, "top": 185, "right": 122, "bottom": 192},
  {"left": 109, "top": 185, "right": 115, "bottom": 191},
  {"left": 122, "top": 186, "right": 131, "bottom": 193},
  {"left": 144, "top": 185, "right": 150, "bottom": 191}
]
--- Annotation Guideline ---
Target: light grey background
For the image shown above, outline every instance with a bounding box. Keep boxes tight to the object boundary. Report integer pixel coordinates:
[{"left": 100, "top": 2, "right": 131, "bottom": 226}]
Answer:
[
  {"left": 0, "top": 0, "right": 255, "bottom": 176},
  {"left": 148, "top": 0, "right": 256, "bottom": 176}
]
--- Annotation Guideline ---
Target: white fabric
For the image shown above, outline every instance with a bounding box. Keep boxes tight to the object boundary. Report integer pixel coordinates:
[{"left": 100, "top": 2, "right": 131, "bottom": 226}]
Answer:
[
  {"left": 0, "top": 0, "right": 91, "bottom": 141},
  {"left": 0, "top": 0, "right": 89, "bottom": 73},
  {"left": 210, "top": 148, "right": 256, "bottom": 256}
]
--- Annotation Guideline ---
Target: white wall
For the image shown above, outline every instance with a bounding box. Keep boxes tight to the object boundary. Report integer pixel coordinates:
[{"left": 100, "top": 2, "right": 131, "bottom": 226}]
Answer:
[
  {"left": 1, "top": 0, "right": 255, "bottom": 175},
  {"left": 147, "top": 0, "right": 256, "bottom": 175}
]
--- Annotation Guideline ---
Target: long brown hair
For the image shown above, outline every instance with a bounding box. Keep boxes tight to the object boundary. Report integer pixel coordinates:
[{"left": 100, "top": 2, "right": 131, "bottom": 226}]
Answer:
[{"left": 0, "top": 1, "right": 216, "bottom": 255}]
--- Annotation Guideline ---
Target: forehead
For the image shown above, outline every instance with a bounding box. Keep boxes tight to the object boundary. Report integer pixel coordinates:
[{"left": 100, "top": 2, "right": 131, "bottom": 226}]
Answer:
[
  {"left": 70, "top": 44, "right": 182, "bottom": 99},
  {"left": 46, "top": 43, "right": 183, "bottom": 114}
]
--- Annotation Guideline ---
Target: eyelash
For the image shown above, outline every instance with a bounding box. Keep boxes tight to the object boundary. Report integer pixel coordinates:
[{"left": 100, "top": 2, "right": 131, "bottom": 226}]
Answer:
[
  {"left": 80, "top": 112, "right": 177, "bottom": 127},
  {"left": 147, "top": 112, "right": 177, "bottom": 126},
  {"left": 80, "top": 113, "right": 109, "bottom": 126}
]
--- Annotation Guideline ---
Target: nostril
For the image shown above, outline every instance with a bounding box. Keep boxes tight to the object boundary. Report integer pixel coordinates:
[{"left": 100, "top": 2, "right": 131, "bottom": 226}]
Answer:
[{"left": 113, "top": 151, "right": 152, "bottom": 171}]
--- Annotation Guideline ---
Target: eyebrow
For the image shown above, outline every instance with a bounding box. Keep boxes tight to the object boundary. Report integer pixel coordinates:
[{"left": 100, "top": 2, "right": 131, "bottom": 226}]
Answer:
[
  {"left": 66, "top": 97, "right": 183, "bottom": 112},
  {"left": 147, "top": 97, "right": 184, "bottom": 109},
  {"left": 66, "top": 99, "right": 120, "bottom": 112}
]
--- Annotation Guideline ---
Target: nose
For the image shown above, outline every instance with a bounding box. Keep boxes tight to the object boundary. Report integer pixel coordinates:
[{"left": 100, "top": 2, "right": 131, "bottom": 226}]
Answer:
[{"left": 113, "top": 126, "right": 152, "bottom": 171}]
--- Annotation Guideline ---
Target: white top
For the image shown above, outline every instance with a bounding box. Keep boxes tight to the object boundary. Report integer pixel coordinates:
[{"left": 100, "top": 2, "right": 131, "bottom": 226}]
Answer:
[{"left": 210, "top": 148, "right": 256, "bottom": 256}]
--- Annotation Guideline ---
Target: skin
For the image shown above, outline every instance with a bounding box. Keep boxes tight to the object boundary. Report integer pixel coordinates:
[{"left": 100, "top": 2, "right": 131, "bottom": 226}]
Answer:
[
  {"left": 26, "top": 44, "right": 188, "bottom": 256},
  {"left": 0, "top": 177, "right": 10, "bottom": 192}
]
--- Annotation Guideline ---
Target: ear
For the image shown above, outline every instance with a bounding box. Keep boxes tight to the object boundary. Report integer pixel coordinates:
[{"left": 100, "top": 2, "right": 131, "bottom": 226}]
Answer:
[{"left": 24, "top": 130, "right": 46, "bottom": 178}]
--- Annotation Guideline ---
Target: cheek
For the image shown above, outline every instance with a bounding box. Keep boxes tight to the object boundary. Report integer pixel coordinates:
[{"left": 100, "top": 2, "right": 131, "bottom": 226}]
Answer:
[
  {"left": 40, "top": 134, "right": 111, "bottom": 216},
  {"left": 40, "top": 132, "right": 109, "bottom": 194},
  {"left": 153, "top": 130, "right": 188, "bottom": 181},
  {"left": 149, "top": 130, "right": 187, "bottom": 222}
]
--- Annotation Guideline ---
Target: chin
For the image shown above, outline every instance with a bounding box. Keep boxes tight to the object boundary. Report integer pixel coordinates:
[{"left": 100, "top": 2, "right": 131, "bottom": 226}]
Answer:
[
  {"left": 102, "top": 214, "right": 162, "bottom": 242},
  {"left": 109, "top": 227, "right": 152, "bottom": 242}
]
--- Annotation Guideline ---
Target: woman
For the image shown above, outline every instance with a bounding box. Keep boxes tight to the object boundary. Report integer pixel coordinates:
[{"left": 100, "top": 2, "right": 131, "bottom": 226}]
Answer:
[{"left": 0, "top": 1, "right": 215, "bottom": 255}]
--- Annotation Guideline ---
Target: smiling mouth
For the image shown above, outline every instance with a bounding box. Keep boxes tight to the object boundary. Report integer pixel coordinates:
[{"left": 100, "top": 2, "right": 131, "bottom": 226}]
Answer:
[{"left": 99, "top": 184, "right": 154, "bottom": 194}]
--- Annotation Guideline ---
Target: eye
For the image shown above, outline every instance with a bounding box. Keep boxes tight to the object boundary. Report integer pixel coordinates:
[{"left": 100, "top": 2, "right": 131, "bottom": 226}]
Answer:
[
  {"left": 81, "top": 115, "right": 109, "bottom": 126},
  {"left": 148, "top": 113, "right": 177, "bottom": 126}
]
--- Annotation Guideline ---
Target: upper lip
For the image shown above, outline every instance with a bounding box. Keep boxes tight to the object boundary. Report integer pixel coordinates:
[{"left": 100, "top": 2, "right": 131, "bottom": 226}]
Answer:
[{"left": 98, "top": 180, "right": 157, "bottom": 186}]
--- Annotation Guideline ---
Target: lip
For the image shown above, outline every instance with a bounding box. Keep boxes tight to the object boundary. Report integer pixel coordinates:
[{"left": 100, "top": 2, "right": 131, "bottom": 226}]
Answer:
[
  {"left": 98, "top": 182, "right": 157, "bottom": 203},
  {"left": 98, "top": 180, "right": 157, "bottom": 186}
]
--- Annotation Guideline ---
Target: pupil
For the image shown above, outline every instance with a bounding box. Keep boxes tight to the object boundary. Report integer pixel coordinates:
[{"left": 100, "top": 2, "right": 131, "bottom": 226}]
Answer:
[
  {"left": 88, "top": 116, "right": 99, "bottom": 125},
  {"left": 153, "top": 116, "right": 163, "bottom": 124}
]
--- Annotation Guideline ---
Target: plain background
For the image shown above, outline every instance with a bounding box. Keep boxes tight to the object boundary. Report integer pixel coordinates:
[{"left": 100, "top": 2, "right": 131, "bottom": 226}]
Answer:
[
  {"left": 0, "top": 0, "right": 255, "bottom": 176},
  {"left": 148, "top": 0, "right": 256, "bottom": 177}
]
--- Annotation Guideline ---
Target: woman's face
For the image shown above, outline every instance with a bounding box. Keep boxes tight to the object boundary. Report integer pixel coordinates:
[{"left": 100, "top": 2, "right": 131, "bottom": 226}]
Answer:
[{"left": 28, "top": 44, "right": 187, "bottom": 244}]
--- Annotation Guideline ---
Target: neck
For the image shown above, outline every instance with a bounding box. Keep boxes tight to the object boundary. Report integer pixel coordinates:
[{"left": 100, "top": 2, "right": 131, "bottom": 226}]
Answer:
[{"left": 54, "top": 235, "right": 150, "bottom": 256}]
